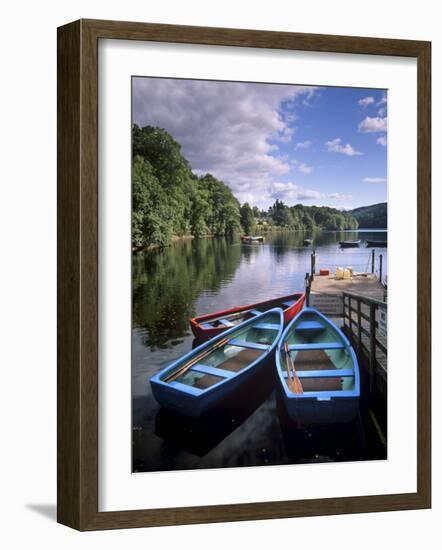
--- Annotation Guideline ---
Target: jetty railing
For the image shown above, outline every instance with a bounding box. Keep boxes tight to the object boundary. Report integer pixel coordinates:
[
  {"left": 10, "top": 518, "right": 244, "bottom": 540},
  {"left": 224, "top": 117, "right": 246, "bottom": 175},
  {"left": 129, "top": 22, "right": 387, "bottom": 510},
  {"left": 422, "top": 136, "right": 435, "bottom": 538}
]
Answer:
[
  {"left": 310, "top": 249, "right": 386, "bottom": 287},
  {"left": 343, "top": 291, "right": 387, "bottom": 395}
]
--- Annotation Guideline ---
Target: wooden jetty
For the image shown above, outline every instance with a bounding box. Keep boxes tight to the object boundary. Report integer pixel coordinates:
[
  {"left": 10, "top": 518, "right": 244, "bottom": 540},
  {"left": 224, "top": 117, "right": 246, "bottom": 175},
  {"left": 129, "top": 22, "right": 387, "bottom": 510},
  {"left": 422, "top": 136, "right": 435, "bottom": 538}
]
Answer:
[
  {"left": 305, "top": 250, "right": 388, "bottom": 442},
  {"left": 310, "top": 272, "right": 385, "bottom": 316}
]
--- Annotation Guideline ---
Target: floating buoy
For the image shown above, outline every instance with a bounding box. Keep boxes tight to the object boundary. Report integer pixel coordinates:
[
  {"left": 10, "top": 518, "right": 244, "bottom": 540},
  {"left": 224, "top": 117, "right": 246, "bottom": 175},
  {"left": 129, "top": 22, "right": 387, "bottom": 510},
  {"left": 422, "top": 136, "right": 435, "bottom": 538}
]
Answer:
[{"left": 319, "top": 269, "right": 330, "bottom": 276}]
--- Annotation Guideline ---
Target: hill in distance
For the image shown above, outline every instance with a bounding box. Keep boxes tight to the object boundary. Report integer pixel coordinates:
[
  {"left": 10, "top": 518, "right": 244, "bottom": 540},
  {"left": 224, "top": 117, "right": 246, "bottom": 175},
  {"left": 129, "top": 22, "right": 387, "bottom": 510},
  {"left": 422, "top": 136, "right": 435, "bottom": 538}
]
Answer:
[{"left": 348, "top": 202, "right": 387, "bottom": 229}]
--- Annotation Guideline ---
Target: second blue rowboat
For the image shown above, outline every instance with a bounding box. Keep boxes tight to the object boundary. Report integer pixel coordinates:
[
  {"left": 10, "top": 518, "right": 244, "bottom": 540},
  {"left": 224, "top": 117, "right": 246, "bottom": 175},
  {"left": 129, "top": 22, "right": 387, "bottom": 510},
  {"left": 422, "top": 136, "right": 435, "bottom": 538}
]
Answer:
[
  {"left": 150, "top": 308, "right": 284, "bottom": 418},
  {"left": 276, "top": 307, "right": 360, "bottom": 425}
]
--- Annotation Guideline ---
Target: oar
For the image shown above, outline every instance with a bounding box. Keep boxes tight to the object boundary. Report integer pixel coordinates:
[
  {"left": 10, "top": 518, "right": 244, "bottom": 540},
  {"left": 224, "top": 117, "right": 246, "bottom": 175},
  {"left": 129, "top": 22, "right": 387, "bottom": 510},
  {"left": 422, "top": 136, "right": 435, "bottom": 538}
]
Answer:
[
  {"left": 284, "top": 341, "right": 303, "bottom": 394},
  {"left": 164, "top": 337, "right": 229, "bottom": 383}
]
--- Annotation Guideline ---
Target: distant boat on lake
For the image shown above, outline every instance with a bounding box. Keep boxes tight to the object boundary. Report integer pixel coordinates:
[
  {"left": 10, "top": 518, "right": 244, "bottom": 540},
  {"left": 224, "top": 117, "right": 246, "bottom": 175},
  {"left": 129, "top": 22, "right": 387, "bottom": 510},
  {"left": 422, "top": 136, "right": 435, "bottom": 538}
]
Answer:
[
  {"left": 190, "top": 291, "right": 306, "bottom": 341},
  {"left": 150, "top": 308, "right": 284, "bottom": 418},
  {"left": 240, "top": 235, "right": 264, "bottom": 243},
  {"left": 275, "top": 307, "right": 360, "bottom": 425},
  {"left": 303, "top": 238, "right": 313, "bottom": 246},
  {"left": 339, "top": 240, "right": 360, "bottom": 248},
  {"left": 366, "top": 239, "right": 387, "bottom": 248}
]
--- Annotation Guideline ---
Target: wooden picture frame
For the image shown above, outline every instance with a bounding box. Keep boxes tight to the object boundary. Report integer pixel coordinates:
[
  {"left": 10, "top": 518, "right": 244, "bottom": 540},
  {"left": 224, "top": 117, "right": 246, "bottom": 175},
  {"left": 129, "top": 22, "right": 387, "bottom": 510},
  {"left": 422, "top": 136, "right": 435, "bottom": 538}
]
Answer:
[{"left": 57, "top": 18, "right": 431, "bottom": 530}]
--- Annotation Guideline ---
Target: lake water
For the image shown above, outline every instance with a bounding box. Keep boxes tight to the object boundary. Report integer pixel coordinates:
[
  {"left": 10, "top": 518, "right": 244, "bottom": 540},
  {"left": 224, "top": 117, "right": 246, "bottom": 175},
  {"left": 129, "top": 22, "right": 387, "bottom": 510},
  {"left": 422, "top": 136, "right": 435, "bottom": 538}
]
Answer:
[{"left": 132, "top": 230, "right": 387, "bottom": 472}]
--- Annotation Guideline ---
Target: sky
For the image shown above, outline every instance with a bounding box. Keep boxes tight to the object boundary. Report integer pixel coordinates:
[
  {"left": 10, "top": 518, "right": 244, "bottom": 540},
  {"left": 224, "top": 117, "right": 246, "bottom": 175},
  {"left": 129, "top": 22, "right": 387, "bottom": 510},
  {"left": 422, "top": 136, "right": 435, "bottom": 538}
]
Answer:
[{"left": 132, "top": 77, "right": 387, "bottom": 211}]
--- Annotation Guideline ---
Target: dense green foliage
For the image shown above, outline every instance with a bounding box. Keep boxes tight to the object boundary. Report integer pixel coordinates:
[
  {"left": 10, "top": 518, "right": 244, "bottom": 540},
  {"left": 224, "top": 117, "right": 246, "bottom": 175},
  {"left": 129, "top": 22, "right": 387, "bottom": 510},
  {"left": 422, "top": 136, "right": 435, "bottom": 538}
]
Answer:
[
  {"left": 132, "top": 124, "right": 360, "bottom": 248},
  {"left": 132, "top": 125, "right": 241, "bottom": 248},
  {"left": 259, "top": 200, "right": 358, "bottom": 231},
  {"left": 349, "top": 202, "right": 387, "bottom": 229},
  {"left": 240, "top": 202, "right": 255, "bottom": 234}
]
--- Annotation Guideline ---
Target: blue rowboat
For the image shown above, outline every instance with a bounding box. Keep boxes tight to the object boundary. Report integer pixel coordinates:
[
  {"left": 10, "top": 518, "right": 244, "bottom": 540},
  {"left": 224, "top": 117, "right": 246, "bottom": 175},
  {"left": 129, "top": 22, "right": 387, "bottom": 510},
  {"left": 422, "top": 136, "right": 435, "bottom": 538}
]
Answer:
[
  {"left": 150, "top": 308, "right": 284, "bottom": 418},
  {"left": 276, "top": 307, "right": 360, "bottom": 425}
]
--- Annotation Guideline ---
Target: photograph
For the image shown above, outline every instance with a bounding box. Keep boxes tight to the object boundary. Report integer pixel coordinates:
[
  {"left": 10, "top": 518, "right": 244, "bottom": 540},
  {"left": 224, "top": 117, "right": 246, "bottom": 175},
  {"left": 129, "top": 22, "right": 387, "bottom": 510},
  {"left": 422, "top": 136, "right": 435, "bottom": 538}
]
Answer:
[{"left": 131, "top": 77, "right": 388, "bottom": 473}]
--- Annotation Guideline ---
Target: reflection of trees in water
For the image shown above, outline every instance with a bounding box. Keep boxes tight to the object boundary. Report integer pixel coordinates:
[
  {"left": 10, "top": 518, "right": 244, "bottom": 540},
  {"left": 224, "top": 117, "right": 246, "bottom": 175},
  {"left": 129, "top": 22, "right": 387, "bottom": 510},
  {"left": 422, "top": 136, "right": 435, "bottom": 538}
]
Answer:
[{"left": 132, "top": 237, "right": 241, "bottom": 350}]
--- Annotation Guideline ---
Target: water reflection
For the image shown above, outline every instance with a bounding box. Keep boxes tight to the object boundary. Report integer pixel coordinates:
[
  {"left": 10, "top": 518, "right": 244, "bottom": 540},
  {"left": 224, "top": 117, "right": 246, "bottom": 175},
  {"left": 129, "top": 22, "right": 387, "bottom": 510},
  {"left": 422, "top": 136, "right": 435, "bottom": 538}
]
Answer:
[
  {"left": 132, "top": 236, "right": 241, "bottom": 349},
  {"left": 154, "top": 367, "right": 275, "bottom": 458}
]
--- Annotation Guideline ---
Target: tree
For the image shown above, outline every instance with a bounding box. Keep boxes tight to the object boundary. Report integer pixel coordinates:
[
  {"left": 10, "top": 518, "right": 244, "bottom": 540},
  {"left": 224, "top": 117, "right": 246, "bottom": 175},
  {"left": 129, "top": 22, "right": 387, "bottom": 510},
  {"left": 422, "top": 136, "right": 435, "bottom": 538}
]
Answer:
[
  {"left": 240, "top": 202, "right": 255, "bottom": 234},
  {"left": 132, "top": 156, "right": 173, "bottom": 248},
  {"left": 132, "top": 126, "right": 242, "bottom": 248}
]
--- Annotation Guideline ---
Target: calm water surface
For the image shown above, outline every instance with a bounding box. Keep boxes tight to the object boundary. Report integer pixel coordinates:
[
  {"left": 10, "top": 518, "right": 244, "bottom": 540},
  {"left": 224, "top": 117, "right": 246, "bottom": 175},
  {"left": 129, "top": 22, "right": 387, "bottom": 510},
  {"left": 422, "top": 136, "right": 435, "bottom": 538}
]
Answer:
[{"left": 132, "top": 230, "right": 387, "bottom": 472}]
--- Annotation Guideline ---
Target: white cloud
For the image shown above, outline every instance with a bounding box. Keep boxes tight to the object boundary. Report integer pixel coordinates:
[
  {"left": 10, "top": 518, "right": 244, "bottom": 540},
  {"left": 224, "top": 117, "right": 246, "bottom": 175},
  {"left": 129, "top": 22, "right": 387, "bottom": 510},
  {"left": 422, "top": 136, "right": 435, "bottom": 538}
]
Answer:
[
  {"left": 376, "top": 136, "right": 387, "bottom": 147},
  {"left": 358, "top": 116, "right": 387, "bottom": 133},
  {"left": 269, "top": 182, "right": 321, "bottom": 202},
  {"left": 377, "top": 95, "right": 387, "bottom": 106},
  {"left": 328, "top": 192, "right": 353, "bottom": 202},
  {"left": 276, "top": 126, "right": 295, "bottom": 143},
  {"left": 325, "top": 138, "right": 362, "bottom": 156},
  {"left": 298, "top": 163, "right": 313, "bottom": 174},
  {"left": 133, "top": 77, "right": 316, "bottom": 206},
  {"left": 294, "top": 140, "right": 312, "bottom": 150},
  {"left": 378, "top": 107, "right": 387, "bottom": 117},
  {"left": 269, "top": 182, "right": 352, "bottom": 205},
  {"left": 358, "top": 96, "right": 375, "bottom": 107},
  {"left": 363, "top": 177, "right": 387, "bottom": 183}
]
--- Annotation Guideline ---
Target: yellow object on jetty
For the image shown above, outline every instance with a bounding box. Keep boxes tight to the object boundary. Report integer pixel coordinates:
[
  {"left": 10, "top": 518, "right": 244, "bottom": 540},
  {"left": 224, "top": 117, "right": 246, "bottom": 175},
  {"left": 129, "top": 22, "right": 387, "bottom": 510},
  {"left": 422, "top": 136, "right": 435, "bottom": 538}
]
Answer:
[{"left": 335, "top": 267, "right": 352, "bottom": 280}]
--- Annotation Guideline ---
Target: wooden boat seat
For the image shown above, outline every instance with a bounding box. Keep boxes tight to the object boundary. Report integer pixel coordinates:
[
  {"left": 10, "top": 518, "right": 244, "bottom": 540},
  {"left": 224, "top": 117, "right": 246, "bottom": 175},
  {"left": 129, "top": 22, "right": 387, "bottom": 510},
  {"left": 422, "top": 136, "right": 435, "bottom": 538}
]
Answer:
[
  {"left": 295, "top": 321, "right": 324, "bottom": 332},
  {"left": 253, "top": 322, "right": 280, "bottom": 330},
  {"left": 218, "top": 319, "right": 234, "bottom": 327},
  {"left": 191, "top": 363, "right": 236, "bottom": 379},
  {"left": 228, "top": 339, "right": 269, "bottom": 350},
  {"left": 289, "top": 342, "right": 344, "bottom": 351},
  {"left": 283, "top": 368, "right": 354, "bottom": 379},
  {"left": 292, "top": 349, "right": 342, "bottom": 391},
  {"left": 217, "top": 348, "right": 262, "bottom": 373}
]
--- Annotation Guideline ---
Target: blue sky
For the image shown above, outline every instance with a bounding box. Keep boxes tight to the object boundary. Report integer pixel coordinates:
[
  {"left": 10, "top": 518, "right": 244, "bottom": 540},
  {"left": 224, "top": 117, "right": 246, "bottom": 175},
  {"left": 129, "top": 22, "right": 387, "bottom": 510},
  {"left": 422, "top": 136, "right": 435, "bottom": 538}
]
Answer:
[{"left": 133, "top": 78, "right": 387, "bottom": 210}]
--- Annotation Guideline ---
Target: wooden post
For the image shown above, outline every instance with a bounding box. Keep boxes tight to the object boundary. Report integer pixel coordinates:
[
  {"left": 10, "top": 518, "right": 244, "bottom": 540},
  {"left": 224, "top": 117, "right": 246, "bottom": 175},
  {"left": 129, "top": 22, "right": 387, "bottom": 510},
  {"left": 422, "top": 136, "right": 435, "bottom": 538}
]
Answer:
[
  {"left": 310, "top": 250, "right": 316, "bottom": 279},
  {"left": 371, "top": 249, "right": 375, "bottom": 273},
  {"left": 343, "top": 295, "right": 347, "bottom": 329},
  {"left": 379, "top": 254, "right": 383, "bottom": 283},
  {"left": 349, "top": 296, "right": 353, "bottom": 337},
  {"left": 369, "top": 303, "right": 377, "bottom": 393},
  {"left": 305, "top": 272, "right": 311, "bottom": 306},
  {"left": 357, "top": 299, "right": 362, "bottom": 351}
]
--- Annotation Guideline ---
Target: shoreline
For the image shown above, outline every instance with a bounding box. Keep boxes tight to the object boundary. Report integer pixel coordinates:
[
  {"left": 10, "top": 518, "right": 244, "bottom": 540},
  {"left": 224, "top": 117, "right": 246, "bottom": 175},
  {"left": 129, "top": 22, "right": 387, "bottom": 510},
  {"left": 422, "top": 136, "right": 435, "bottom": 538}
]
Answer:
[{"left": 133, "top": 227, "right": 388, "bottom": 253}]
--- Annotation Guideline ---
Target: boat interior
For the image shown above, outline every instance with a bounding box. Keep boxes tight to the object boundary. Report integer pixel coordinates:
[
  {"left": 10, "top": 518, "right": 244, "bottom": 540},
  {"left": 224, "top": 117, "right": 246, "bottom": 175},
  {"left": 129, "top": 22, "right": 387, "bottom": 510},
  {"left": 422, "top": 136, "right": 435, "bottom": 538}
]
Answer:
[
  {"left": 282, "top": 312, "right": 356, "bottom": 393},
  {"left": 169, "top": 311, "right": 281, "bottom": 390},
  {"left": 201, "top": 295, "right": 301, "bottom": 329}
]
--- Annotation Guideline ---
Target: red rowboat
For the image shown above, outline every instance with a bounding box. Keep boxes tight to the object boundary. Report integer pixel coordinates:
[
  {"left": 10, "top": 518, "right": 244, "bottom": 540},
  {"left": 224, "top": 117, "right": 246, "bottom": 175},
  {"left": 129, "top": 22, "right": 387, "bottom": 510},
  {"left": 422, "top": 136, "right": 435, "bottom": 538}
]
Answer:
[{"left": 189, "top": 292, "right": 306, "bottom": 341}]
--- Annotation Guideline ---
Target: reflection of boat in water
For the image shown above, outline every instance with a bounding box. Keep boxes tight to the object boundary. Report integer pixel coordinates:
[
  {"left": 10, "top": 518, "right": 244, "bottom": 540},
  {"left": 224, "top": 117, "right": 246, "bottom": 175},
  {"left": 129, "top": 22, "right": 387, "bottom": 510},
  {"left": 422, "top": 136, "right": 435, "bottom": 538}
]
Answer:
[
  {"left": 150, "top": 308, "right": 283, "bottom": 418},
  {"left": 154, "top": 365, "right": 275, "bottom": 456},
  {"left": 303, "top": 238, "right": 313, "bottom": 246},
  {"left": 366, "top": 240, "right": 387, "bottom": 247},
  {"left": 275, "top": 307, "right": 360, "bottom": 425},
  {"left": 276, "top": 391, "right": 367, "bottom": 463},
  {"left": 189, "top": 292, "right": 305, "bottom": 341},
  {"left": 339, "top": 240, "right": 360, "bottom": 248},
  {"left": 241, "top": 235, "right": 264, "bottom": 243}
]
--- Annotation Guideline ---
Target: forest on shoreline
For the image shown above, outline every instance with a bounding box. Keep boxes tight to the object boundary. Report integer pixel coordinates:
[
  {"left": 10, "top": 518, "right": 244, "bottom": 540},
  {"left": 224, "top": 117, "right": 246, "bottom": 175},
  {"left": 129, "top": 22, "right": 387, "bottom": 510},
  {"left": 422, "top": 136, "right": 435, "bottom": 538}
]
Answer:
[{"left": 133, "top": 125, "right": 372, "bottom": 250}]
